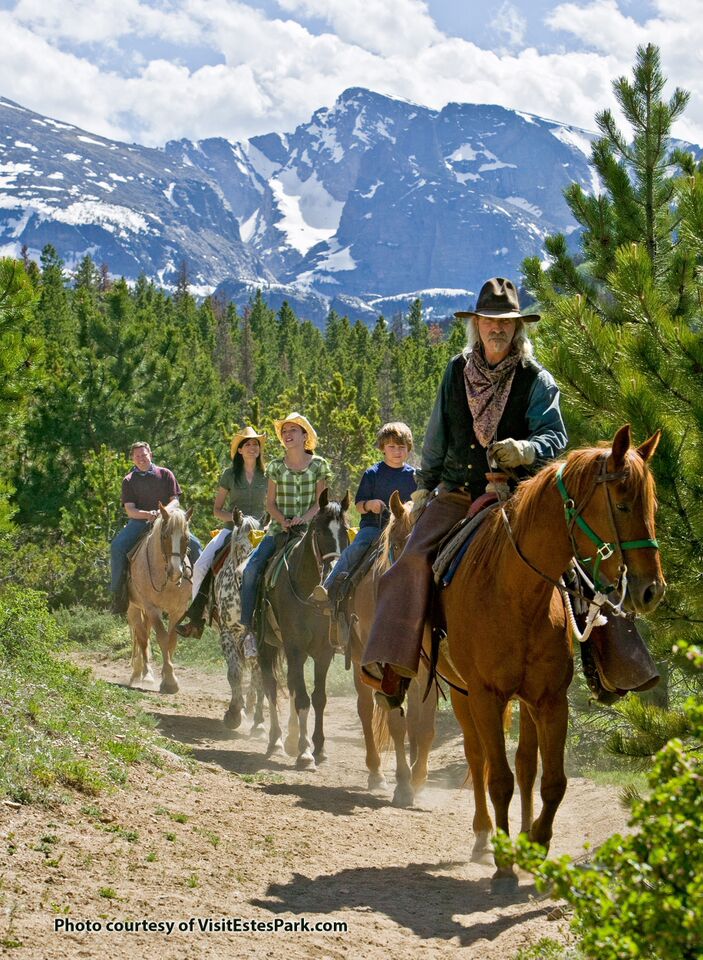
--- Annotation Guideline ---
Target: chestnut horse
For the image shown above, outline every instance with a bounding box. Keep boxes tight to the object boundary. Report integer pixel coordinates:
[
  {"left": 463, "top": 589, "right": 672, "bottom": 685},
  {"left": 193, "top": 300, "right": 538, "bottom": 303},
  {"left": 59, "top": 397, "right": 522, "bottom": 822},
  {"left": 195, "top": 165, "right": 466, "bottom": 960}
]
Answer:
[
  {"left": 127, "top": 503, "right": 193, "bottom": 693},
  {"left": 349, "top": 491, "right": 437, "bottom": 806},
  {"left": 434, "top": 426, "right": 665, "bottom": 884}
]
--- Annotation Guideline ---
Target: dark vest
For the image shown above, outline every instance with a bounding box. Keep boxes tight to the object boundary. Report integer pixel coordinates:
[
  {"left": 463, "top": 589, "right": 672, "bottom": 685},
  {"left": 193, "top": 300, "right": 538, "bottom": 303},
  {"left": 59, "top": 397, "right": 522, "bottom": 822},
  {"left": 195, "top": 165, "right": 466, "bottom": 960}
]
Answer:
[{"left": 442, "top": 354, "right": 540, "bottom": 498}]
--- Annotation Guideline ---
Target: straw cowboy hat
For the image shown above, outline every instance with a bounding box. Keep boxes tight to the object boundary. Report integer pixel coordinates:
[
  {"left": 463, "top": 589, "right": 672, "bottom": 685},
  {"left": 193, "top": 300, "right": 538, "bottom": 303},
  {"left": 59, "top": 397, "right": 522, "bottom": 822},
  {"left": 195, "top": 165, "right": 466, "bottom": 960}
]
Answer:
[
  {"left": 454, "top": 277, "right": 540, "bottom": 322},
  {"left": 273, "top": 412, "right": 318, "bottom": 451},
  {"left": 230, "top": 426, "right": 266, "bottom": 459}
]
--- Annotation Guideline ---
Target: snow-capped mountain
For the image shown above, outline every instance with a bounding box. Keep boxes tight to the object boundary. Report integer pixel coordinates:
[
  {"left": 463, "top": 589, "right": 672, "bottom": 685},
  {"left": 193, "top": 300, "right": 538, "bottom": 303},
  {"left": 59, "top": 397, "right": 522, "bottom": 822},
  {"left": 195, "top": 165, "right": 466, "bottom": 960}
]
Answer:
[{"left": 0, "top": 88, "right": 608, "bottom": 323}]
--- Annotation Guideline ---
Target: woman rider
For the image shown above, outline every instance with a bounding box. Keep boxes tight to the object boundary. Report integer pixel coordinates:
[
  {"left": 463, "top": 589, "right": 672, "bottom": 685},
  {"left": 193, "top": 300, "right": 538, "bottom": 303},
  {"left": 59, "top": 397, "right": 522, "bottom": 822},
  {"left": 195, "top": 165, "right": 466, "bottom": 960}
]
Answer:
[
  {"left": 239, "top": 412, "right": 331, "bottom": 657},
  {"left": 177, "top": 426, "right": 267, "bottom": 638}
]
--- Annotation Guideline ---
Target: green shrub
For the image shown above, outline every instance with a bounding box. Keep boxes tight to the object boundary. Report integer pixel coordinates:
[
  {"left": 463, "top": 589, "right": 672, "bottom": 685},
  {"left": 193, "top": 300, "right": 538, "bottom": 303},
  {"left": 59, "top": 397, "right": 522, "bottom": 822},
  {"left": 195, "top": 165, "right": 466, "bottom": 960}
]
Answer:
[
  {"left": 0, "top": 586, "right": 187, "bottom": 804},
  {"left": 497, "top": 685, "right": 703, "bottom": 960}
]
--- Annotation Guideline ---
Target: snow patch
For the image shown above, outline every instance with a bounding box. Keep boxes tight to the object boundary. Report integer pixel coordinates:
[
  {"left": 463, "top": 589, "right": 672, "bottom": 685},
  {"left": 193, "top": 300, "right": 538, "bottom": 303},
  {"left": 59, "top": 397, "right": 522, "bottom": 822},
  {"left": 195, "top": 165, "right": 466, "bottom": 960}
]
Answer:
[
  {"left": 47, "top": 171, "right": 64, "bottom": 180},
  {"left": 14, "top": 141, "right": 37, "bottom": 152},
  {"left": 77, "top": 135, "right": 107, "bottom": 147},
  {"left": 109, "top": 173, "right": 128, "bottom": 183},
  {"left": 479, "top": 160, "right": 516, "bottom": 172},
  {"left": 270, "top": 168, "right": 344, "bottom": 255},
  {"left": 242, "top": 141, "right": 279, "bottom": 183},
  {"left": 550, "top": 125, "right": 593, "bottom": 158},
  {"left": 505, "top": 196, "right": 542, "bottom": 218},
  {"left": 360, "top": 180, "right": 382, "bottom": 199},
  {"left": 238, "top": 208, "right": 258, "bottom": 243},
  {"left": 0, "top": 161, "right": 33, "bottom": 188},
  {"left": 63, "top": 153, "right": 82, "bottom": 162},
  {"left": 448, "top": 144, "right": 478, "bottom": 162}
]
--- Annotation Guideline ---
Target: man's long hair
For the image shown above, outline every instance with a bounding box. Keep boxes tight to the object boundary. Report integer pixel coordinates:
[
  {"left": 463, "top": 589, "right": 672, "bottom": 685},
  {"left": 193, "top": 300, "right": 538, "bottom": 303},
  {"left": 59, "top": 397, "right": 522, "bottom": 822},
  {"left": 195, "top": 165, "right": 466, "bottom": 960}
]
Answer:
[{"left": 465, "top": 317, "right": 534, "bottom": 361}]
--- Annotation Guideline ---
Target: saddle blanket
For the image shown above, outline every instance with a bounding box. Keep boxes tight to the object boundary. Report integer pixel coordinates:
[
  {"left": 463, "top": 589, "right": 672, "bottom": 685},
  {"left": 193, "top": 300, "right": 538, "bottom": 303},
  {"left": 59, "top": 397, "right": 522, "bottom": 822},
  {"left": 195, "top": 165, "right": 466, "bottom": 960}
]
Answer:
[{"left": 432, "top": 500, "right": 499, "bottom": 587}]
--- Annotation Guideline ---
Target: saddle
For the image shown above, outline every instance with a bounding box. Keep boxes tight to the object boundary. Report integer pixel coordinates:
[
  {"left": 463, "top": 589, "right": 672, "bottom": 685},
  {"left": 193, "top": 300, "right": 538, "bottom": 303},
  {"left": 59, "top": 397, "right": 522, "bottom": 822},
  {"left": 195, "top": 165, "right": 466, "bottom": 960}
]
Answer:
[
  {"left": 255, "top": 531, "right": 306, "bottom": 648},
  {"left": 432, "top": 493, "right": 499, "bottom": 586},
  {"left": 211, "top": 532, "right": 233, "bottom": 577}
]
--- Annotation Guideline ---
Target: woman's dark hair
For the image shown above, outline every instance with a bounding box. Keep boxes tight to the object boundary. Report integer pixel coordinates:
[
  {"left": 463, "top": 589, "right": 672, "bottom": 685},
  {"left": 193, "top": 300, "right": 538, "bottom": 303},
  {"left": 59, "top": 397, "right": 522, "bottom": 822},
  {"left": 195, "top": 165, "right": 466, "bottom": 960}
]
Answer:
[{"left": 231, "top": 440, "right": 265, "bottom": 482}]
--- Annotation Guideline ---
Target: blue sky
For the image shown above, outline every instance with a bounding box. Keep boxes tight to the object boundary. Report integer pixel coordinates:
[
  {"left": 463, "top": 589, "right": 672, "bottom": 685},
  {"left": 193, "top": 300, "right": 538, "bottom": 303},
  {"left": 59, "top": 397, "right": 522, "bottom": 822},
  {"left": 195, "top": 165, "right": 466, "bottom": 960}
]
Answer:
[{"left": 0, "top": 0, "right": 699, "bottom": 147}]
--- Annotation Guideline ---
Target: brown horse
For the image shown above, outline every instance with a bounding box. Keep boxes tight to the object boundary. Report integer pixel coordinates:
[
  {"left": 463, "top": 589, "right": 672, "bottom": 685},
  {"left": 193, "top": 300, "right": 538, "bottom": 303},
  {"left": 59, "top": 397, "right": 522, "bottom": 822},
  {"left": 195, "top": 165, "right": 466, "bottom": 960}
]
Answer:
[
  {"left": 349, "top": 491, "right": 437, "bottom": 806},
  {"left": 127, "top": 503, "right": 193, "bottom": 693},
  {"left": 434, "top": 425, "right": 665, "bottom": 884}
]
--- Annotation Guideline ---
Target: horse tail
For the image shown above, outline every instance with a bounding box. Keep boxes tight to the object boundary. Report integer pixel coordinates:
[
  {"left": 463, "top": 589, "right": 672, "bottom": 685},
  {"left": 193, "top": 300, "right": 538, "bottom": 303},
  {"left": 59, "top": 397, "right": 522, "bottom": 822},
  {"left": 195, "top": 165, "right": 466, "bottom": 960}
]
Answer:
[
  {"left": 257, "top": 638, "right": 286, "bottom": 697},
  {"left": 503, "top": 699, "right": 514, "bottom": 736},
  {"left": 372, "top": 701, "right": 392, "bottom": 753}
]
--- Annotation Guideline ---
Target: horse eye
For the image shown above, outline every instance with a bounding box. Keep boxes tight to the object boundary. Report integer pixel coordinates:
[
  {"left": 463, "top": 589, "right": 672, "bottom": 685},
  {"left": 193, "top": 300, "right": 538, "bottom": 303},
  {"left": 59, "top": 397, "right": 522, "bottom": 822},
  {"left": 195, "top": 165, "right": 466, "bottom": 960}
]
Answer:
[{"left": 615, "top": 503, "right": 630, "bottom": 513}]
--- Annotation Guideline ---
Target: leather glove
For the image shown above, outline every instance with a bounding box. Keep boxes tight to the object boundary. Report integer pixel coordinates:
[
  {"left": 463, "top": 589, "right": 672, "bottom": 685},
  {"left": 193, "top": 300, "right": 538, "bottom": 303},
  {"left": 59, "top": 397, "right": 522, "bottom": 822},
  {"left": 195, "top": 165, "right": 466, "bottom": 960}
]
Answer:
[
  {"left": 409, "top": 488, "right": 430, "bottom": 524},
  {"left": 489, "top": 438, "right": 536, "bottom": 468}
]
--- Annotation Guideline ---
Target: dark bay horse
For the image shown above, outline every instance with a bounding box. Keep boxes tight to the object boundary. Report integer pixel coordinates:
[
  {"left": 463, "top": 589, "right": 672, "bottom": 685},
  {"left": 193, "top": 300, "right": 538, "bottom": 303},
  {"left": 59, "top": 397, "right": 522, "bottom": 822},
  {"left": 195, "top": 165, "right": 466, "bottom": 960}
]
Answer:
[
  {"left": 127, "top": 503, "right": 193, "bottom": 693},
  {"left": 349, "top": 491, "right": 437, "bottom": 806},
  {"left": 434, "top": 425, "right": 665, "bottom": 883},
  {"left": 259, "top": 490, "right": 350, "bottom": 767}
]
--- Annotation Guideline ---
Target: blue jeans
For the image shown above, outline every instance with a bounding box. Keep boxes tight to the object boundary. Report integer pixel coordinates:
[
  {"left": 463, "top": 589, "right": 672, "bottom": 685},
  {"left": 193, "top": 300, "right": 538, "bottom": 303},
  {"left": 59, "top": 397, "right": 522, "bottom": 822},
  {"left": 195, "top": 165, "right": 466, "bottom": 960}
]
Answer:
[
  {"left": 239, "top": 534, "right": 278, "bottom": 628},
  {"left": 323, "top": 525, "right": 381, "bottom": 595},
  {"left": 110, "top": 519, "right": 202, "bottom": 594}
]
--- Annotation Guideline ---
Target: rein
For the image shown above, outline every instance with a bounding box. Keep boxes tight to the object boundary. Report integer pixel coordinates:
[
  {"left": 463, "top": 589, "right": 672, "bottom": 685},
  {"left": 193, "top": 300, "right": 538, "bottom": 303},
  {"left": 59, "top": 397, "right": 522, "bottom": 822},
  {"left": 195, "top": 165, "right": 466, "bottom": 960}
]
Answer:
[
  {"left": 145, "top": 518, "right": 190, "bottom": 593},
  {"left": 498, "top": 455, "right": 659, "bottom": 644},
  {"left": 283, "top": 521, "right": 343, "bottom": 608}
]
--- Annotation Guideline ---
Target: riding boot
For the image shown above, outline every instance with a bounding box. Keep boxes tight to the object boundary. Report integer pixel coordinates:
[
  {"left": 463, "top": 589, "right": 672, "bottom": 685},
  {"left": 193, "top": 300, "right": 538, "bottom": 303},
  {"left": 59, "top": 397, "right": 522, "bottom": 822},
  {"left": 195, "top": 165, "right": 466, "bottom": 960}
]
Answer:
[
  {"left": 111, "top": 573, "right": 129, "bottom": 615},
  {"left": 176, "top": 570, "right": 211, "bottom": 638}
]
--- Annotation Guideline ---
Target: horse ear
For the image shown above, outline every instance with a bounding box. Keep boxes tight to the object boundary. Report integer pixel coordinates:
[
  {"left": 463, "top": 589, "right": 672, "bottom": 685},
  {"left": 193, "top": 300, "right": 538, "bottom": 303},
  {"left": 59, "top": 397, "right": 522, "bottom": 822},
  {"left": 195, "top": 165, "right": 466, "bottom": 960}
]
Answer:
[
  {"left": 341, "top": 490, "right": 350, "bottom": 511},
  {"left": 185, "top": 507, "right": 193, "bottom": 522},
  {"left": 609, "top": 424, "right": 631, "bottom": 469},
  {"left": 636, "top": 430, "right": 661, "bottom": 463},
  {"left": 318, "top": 487, "right": 329, "bottom": 509},
  {"left": 159, "top": 502, "right": 169, "bottom": 521},
  {"left": 232, "top": 506, "right": 242, "bottom": 526},
  {"left": 390, "top": 489, "right": 404, "bottom": 519}
]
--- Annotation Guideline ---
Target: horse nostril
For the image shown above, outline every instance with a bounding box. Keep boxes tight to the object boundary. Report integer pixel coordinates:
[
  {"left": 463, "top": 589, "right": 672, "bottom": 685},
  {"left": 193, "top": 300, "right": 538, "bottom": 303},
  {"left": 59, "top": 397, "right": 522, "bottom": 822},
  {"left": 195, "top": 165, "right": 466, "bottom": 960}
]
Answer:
[{"left": 642, "top": 581, "right": 664, "bottom": 607}]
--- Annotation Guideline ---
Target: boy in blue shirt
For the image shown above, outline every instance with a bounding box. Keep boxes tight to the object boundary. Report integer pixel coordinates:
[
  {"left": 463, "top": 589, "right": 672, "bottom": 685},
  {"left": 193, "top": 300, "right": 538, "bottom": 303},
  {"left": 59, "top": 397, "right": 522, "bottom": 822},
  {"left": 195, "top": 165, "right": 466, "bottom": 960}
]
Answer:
[{"left": 312, "top": 422, "right": 416, "bottom": 607}]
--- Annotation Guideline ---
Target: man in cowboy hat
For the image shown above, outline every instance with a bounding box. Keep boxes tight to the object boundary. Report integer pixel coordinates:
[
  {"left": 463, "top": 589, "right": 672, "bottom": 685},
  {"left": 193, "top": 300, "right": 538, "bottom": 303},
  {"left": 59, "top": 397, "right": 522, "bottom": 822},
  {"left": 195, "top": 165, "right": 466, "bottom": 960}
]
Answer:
[
  {"left": 361, "top": 277, "right": 568, "bottom": 705},
  {"left": 109, "top": 440, "right": 202, "bottom": 614}
]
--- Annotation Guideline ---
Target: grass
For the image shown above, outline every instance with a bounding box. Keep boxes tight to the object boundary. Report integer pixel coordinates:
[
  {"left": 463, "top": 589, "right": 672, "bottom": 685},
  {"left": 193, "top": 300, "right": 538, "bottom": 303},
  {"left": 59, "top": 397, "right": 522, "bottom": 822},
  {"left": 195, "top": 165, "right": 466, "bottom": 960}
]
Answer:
[{"left": 0, "top": 587, "right": 190, "bottom": 805}]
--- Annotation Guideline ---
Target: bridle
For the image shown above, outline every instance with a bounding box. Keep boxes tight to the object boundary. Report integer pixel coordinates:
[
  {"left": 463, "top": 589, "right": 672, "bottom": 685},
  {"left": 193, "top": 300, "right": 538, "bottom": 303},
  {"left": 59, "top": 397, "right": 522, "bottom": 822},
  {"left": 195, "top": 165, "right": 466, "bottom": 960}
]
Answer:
[
  {"left": 500, "top": 454, "right": 658, "bottom": 643},
  {"left": 283, "top": 518, "right": 345, "bottom": 606},
  {"left": 555, "top": 456, "right": 658, "bottom": 598},
  {"left": 146, "top": 515, "right": 191, "bottom": 592}
]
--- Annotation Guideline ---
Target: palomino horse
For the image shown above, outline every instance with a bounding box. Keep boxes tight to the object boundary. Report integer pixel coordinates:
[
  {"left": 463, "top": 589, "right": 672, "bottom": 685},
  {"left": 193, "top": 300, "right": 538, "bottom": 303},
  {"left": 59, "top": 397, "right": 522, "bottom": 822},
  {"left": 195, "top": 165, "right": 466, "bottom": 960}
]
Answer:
[
  {"left": 349, "top": 491, "right": 437, "bottom": 806},
  {"left": 211, "top": 509, "right": 265, "bottom": 733},
  {"left": 127, "top": 503, "right": 193, "bottom": 693},
  {"left": 434, "top": 425, "right": 665, "bottom": 884},
  {"left": 258, "top": 490, "right": 350, "bottom": 767}
]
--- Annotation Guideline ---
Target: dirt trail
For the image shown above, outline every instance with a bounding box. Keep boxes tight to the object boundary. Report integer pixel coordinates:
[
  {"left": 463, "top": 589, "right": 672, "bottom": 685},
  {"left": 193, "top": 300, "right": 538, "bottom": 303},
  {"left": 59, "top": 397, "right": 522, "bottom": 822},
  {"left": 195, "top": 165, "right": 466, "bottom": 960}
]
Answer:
[{"left": 1, "top": 653, "right": 628, "bottom": 959}]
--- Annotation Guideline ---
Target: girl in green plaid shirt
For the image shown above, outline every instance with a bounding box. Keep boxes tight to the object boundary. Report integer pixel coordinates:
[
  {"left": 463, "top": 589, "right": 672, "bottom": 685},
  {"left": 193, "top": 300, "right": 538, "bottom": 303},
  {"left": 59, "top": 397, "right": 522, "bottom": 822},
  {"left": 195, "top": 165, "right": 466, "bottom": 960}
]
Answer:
[{"left": 239, "top": 413, "right": 330, "bottom": 655}]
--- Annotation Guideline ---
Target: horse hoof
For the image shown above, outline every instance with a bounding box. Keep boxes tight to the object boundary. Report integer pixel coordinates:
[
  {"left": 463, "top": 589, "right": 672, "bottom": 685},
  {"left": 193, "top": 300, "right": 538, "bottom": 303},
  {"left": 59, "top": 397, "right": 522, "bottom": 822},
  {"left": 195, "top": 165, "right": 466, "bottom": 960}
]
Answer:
[
  {"left": 223, "top": 709, "right": 242, "bottom": 730},
  {"left": 249, "top": 723, "right": 266, "bottom": 739},
  {"left": 471, "top": 848, "right": 495, "bottom": 866},
  {"left": 159, "top": 680, "right": 179, "bottom": 694},
  {"left": 368, "top": 772, "right": 388, "bottom": 792},
  {"left": 266, "top": 739, "right": 283, "bottom": 757},
  {"left": 392, "top": 784, "right": 415, "bottom": 808},
  {"left": 142, "top": 671, "right": 156, "bottom": 685},
  {"left": 313, "top": 749, "right": 327, "bottom": 764},
  {"left": 295, "top": 751, "right": 316, "bottom": 770},
  {"left": 490, "top": 870, "right": 519, "bottom": 894},
  {"left": 284, "top": 736, "right": 298, "bottom": 757}
]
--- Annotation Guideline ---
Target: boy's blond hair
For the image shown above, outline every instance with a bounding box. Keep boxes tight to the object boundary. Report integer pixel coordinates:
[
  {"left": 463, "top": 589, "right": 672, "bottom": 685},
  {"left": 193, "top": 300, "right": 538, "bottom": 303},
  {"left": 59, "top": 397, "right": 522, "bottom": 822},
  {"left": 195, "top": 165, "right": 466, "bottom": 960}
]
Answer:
[{"left": 376, "top": 421, "right": 413, "bottom": 452}]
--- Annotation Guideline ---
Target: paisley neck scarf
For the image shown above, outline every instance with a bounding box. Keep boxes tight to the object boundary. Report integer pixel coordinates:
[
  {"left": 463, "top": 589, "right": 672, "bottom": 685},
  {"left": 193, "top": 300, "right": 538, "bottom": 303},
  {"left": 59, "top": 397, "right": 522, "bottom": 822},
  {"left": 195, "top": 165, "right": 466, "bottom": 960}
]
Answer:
[{"left": 463, "top": 345, "right": 520, "bottom": 448}]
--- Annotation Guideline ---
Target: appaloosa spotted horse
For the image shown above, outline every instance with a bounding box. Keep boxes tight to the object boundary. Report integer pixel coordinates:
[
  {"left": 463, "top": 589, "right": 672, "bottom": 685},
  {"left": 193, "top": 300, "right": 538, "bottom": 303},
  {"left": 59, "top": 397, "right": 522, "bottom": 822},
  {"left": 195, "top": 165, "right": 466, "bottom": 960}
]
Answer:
[{"left": 211, "top": 509, "right": 266, "bottom": 733}]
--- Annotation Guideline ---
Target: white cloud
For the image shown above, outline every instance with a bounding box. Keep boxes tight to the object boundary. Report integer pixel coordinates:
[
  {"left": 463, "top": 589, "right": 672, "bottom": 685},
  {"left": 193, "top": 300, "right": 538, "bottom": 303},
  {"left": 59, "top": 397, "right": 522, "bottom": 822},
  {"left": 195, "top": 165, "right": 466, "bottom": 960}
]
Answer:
[
  {"left": 275, "top": 0, "right": 442, "bottom": 56},
  {"left": 0, "top": 0, "right": 701, "bottom": 148},
  {"left": 489, "top": 2, "right": 527, "bottom": 52}
]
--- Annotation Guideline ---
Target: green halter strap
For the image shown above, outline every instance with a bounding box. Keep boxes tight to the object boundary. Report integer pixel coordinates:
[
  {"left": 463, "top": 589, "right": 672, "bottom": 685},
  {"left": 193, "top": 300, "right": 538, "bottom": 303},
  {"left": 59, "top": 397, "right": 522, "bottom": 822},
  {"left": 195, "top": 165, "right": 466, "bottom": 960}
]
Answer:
[{"left": 555, "top": 463, "right": 658, "bottom": 593}]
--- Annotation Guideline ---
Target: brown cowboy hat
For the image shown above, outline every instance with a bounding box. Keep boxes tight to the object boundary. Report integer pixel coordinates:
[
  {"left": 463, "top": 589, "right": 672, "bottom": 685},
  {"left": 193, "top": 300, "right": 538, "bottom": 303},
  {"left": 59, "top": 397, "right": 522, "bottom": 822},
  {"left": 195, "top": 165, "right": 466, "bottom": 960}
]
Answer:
[
  {"left": 230, "top": 426, "right": 266, "bottom": 459},
  {"left": 454, "top": 277, "right": 540, "bottom": 322},
  {"left": 273, "top": 412, "right": 318, "bottom": 451}
]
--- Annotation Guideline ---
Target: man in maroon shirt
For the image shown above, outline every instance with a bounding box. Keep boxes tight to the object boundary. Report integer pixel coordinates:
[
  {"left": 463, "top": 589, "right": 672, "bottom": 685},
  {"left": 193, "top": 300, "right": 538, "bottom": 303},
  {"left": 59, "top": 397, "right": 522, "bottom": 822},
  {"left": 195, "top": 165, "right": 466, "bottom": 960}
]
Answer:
[{"left": 109, "top": 441, "right": 201, "bottom": 613}]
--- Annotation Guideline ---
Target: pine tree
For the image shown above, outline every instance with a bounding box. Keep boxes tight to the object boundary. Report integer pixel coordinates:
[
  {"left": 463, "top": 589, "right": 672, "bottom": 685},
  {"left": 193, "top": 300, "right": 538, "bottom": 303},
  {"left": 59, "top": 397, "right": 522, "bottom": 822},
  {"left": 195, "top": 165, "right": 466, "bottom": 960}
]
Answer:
[{"left": 523, "top": 44, "right": 703, "bottom": 750}]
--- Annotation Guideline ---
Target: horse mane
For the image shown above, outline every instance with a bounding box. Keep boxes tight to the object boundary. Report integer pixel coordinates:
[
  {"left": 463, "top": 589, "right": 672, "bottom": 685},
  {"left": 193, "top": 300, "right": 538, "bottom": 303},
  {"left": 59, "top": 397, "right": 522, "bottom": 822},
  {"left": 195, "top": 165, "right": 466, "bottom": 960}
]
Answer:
[
  {"left": 467, "top": 443, "right": 657, "bottom": 573},
  {"left": 152, "top": 504, "right": 189, "bottom": 537},
  {"left": 374, "top": 503, "right": 413, "bottom": 573}
]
